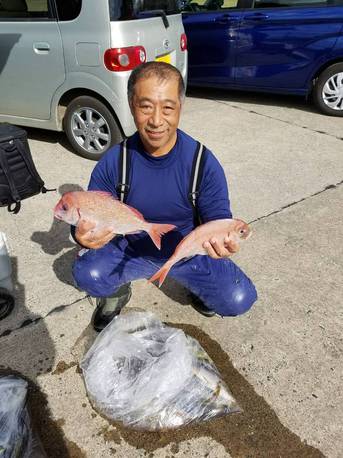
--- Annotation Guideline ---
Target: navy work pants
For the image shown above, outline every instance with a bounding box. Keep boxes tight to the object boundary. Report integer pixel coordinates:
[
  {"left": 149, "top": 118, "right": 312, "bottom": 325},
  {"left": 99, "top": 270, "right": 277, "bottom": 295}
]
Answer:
[{"left": 72, "top": 237, "right": 257, "bottom": 317}]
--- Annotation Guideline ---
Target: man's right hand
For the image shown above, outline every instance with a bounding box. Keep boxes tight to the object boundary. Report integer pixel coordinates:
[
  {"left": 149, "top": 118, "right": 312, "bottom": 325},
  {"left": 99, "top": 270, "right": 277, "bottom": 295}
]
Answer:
[{"left": 75, "top": 219, "right": 115, "bottom": 249}]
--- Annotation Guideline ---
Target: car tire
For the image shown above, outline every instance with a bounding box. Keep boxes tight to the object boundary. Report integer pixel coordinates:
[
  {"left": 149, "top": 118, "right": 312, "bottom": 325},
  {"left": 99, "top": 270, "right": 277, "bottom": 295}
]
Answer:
[
  {"left": 313, "top": 63, "right": 343, "bottom": 116},
  {"left": 64, "top": 96, "right": 123, "bottom": 160}
]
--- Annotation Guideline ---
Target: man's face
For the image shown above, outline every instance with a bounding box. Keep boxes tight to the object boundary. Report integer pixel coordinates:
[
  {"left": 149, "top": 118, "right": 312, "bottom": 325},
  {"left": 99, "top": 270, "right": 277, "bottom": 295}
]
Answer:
[{"left": 130, "top": 75, "right": 182, "bottom": 156}]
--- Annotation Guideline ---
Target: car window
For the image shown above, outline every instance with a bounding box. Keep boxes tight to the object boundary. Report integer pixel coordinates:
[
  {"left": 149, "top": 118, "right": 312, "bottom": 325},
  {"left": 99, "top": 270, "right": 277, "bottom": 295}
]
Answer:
[
  {"left": 253, "top": 0, "right": 333, "bottom": 7},
  {"left": 55, "top": 0, "right": 82, "bottom": 21},
  {"left": 181, "top": 0, "right": 239, "bottom": 11},
  {"left": 109, "top": 0, "right": 181, "bottom": 20},
  {"left": 0, "top": 0, "right": 51, "bottom": 19}
]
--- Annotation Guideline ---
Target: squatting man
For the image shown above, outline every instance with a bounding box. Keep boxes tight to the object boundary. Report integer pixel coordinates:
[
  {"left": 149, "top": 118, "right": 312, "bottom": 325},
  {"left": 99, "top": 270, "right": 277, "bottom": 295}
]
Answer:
[{"left": 71, "top": 61, "right": 257, "bottom": 332}]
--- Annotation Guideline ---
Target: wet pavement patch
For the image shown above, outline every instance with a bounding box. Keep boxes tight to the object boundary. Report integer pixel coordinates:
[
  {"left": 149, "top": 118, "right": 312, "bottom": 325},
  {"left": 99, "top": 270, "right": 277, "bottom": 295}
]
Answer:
[
  {"left": 98, "top": 425, "right": 122, "bottom": 445},
  {"left": 110, "top": 323, "right": 324, "bottom": 457},
  {"left": 52, "top": 360, "right": 78, "bottom": 375},
  {"left": 28, "top": 377, "right": 87, "bottom": 457}
]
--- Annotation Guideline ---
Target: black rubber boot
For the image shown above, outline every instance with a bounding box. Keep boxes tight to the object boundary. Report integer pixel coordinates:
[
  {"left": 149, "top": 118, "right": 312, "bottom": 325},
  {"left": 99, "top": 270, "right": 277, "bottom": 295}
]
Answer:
[
  {"left": 92, "top": 283, "right": 132, "bottom": 332},
  {"left": 189, "top": 292, "right": 216, "bottom": 317}
]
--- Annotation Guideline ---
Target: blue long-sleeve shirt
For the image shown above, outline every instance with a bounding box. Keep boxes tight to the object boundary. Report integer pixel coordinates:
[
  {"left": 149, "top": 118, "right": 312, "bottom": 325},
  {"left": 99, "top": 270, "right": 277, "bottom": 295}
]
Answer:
[{"left": 88, "top": 129, "right": 232, "bottom": 260}]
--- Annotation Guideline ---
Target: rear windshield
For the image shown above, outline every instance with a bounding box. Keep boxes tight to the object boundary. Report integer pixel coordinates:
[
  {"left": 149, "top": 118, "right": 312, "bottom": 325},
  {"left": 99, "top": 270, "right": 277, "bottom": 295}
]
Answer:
[{"left": 109, "top": 0, "right": 180, "bottom": 20}]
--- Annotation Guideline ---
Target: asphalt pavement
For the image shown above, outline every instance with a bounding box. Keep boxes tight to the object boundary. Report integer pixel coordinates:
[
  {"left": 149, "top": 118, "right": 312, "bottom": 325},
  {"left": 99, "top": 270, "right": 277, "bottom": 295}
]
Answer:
[{"left": 0, "top": 89, "right": 342, "bottom": 458}]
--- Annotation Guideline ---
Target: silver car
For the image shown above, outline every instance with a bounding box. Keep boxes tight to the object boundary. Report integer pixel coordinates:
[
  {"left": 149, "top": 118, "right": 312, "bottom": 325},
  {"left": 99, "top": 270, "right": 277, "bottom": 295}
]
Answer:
[{"left": 0, "top": 0, "right": 188, "bottom": 159}]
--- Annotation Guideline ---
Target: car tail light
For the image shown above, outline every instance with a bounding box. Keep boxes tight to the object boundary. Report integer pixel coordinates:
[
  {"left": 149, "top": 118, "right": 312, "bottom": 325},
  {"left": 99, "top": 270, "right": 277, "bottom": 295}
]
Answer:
[
  {"left": 180, "top": 33, "right": 187, "bottom": 52},
  {"left": 104, "top": 46, "right": 146, "bottom": 72}
]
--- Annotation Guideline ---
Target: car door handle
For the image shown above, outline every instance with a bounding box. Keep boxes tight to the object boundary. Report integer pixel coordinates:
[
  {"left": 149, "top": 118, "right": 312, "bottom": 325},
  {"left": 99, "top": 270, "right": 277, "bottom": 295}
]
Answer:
[
  {"left": 214, "top": 14, "right": 239, "bottom": 24},
  {"left": 33, "top": 42, "right": 50, "bottom": 54},
  {"left": 243, "top": 13, "right": 269, "bottom": 22}
]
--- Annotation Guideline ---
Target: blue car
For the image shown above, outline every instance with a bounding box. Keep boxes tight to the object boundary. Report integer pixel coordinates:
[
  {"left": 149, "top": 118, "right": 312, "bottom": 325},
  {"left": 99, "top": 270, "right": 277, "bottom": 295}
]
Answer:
[{"left": 182, "top": 0, "right": 343, "bottom": 115}]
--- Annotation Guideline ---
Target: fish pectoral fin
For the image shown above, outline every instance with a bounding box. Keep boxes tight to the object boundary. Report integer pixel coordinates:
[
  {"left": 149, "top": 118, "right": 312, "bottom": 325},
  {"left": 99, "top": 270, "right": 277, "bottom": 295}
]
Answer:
[{"left": 123, "top": 203, "right": 145, "bottom": 220}]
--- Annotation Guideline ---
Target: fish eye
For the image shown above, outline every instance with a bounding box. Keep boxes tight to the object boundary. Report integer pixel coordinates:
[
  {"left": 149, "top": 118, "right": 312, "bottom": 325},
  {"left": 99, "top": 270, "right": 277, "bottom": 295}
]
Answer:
[
  {"left": 239, "top": 229, "right": 245, "bottom": 234},
  {"left": 62, "top": 203, "right": 68, "bottom": 211}
]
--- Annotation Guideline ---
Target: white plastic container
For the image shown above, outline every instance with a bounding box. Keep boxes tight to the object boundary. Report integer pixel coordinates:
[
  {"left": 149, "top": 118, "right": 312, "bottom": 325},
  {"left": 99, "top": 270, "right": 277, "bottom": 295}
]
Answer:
[{"left": 0, "top": 232, "right": 13, "bottom": 292}]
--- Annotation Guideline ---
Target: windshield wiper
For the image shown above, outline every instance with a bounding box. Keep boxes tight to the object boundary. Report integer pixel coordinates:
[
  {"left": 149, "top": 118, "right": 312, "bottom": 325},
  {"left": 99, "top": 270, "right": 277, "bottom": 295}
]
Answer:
[{"left": 136, "top": 9, "right": 169, "bottom": 28}]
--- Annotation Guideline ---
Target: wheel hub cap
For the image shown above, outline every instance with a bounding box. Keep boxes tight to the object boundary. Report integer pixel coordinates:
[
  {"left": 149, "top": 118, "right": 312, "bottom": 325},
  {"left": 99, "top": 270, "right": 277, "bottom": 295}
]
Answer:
[
  {"left": 322, "top": 72, "right": 343, "bottom": 111},
  {"left": 71, "top": 107, "right": 111, "bottom": 154}
]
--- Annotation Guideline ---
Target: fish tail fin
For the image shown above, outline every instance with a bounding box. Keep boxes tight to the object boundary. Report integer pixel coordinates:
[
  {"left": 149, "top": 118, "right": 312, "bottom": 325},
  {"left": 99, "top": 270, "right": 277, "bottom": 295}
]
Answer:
[
  {"left": 148, "top": 223, "right": 176, "bottom": 250},
  {"left": 149, "top": 263, "right": 172, "bottom": 288}
]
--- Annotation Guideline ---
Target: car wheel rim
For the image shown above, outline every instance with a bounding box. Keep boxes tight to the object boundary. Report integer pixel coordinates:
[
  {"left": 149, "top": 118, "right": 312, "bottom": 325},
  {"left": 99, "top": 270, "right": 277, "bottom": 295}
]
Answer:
[
  {"left": 71, "top": 107, "right": 111, "bottom": 153},
  {"left": 322, "top": 72, "right": 343, "bottom": 110}
]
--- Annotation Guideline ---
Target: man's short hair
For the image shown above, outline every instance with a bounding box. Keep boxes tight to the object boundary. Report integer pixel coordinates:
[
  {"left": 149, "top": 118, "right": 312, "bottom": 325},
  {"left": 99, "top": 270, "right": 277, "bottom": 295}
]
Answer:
[{"left": 128, "top": 62, "right": 185, "bottom": 103}]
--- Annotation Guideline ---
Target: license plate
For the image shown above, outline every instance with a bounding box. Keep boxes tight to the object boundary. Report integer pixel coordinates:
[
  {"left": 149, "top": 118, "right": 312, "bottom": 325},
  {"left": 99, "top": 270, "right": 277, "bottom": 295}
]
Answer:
[{"left": 155, "top": 53, "right": 171, "bottom": 64}]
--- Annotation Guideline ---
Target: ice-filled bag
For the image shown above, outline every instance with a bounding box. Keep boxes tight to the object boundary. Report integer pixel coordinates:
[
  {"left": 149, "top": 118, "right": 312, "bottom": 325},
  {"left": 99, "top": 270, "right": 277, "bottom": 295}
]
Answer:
[{"left": 81, "top": 311, "right": 241, "bottom": 430}]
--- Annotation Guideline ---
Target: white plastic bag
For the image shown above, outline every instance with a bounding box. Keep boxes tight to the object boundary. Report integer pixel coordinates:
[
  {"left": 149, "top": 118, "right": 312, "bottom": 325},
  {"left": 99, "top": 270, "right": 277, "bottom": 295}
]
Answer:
[
  {"left": 0, "top": 376, "right": 46, "bottom": 457},
  {"left": 81, "top": 311, "right": 241, "bottom": 430}
]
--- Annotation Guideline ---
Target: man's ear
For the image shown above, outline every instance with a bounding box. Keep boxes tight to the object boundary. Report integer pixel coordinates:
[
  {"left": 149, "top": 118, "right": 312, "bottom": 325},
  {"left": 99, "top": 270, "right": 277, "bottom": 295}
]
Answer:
[{"left": 128, "top": 99, "right": 134, "bottom": 115}]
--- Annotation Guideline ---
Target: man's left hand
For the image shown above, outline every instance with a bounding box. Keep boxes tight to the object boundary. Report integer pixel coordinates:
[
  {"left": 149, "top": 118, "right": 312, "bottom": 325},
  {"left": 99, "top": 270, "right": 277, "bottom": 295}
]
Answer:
[{"left": 203, "top": 235, "right": 239, "bottom": 260}]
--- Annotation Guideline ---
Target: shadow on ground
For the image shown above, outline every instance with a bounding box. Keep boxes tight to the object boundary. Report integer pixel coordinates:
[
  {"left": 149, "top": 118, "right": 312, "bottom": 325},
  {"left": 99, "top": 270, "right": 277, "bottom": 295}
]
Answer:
[
  {"left": 26, "top": 127, "right": 76, "bottom": 156},
  {"left": 159, "top": 277, "right": 191, "bottom": 306},
  {"left": 0, "top": 257, "right": 78, "bottom": 456},
  {"left": 31, "top": 183, "right": 83, "bottom": 287},
  {"left": 186, "top": 86, "right": 317, "bottom": 115}
]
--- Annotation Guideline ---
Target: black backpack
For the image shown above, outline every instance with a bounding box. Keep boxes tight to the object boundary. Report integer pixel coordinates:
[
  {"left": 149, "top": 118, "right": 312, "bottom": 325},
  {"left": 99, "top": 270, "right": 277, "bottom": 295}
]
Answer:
[
  {"left": 116, "top": 139, "right": 207, "bottom": 226},
  {"left": 0, "top": 124, "right": 52, "bottom": 214}
]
